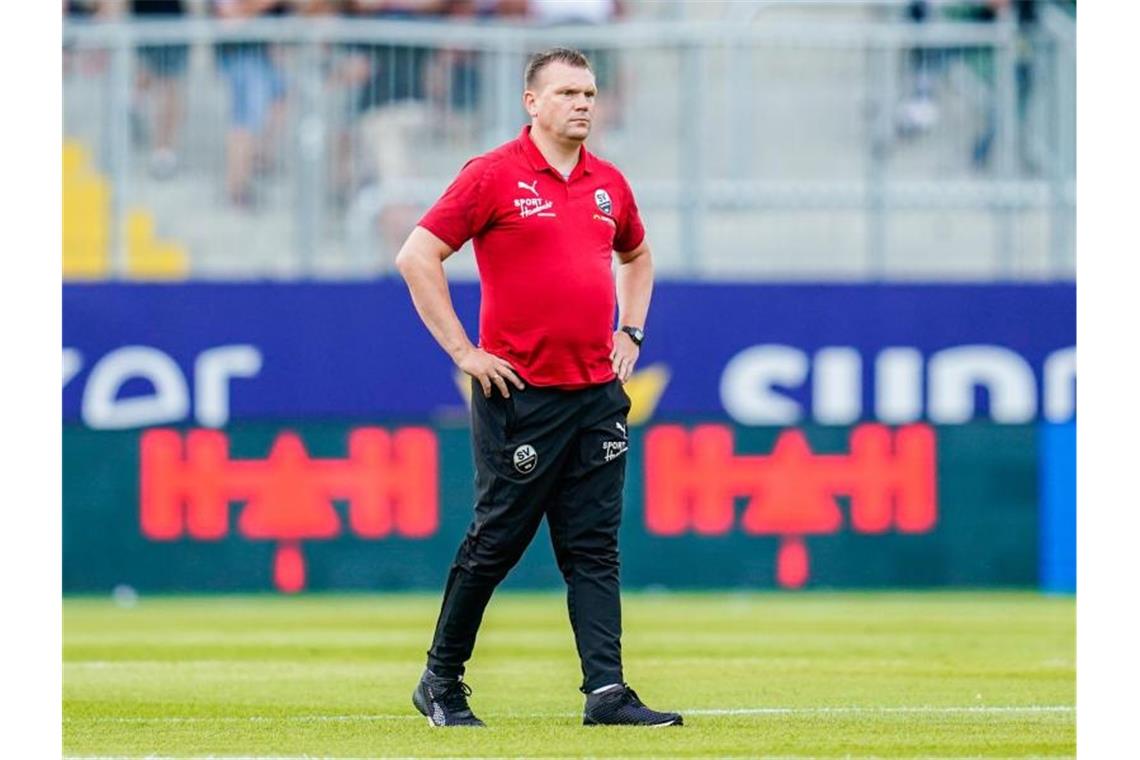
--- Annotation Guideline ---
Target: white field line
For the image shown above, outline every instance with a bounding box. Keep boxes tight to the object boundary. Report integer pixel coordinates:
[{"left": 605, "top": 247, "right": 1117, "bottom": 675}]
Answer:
[
  {"left": 687, "top": 705, "right": 1075, "bottom": 716},
  {"left": 62, "top": 757, "right": 1079, "bottom": 760},
  {"left": 64, "top": 704, "right": 1075, "bottom": 724}
]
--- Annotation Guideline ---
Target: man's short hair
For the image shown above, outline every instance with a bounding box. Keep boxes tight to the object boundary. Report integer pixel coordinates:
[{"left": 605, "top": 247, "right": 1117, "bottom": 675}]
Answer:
[{"left": 524, "top": 48, "right": 593, "bottom": 89}]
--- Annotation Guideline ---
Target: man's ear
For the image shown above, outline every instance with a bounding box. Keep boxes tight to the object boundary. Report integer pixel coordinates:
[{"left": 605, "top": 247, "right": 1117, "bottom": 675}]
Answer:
[{"left": 523, "top": 90, "right": 538, "bottom": 118}]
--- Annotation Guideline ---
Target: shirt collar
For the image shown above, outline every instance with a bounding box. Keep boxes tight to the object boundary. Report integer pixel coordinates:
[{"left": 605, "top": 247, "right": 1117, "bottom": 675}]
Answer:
[{"left": 517, "top": 125, "right": 594, "bottom": 180}]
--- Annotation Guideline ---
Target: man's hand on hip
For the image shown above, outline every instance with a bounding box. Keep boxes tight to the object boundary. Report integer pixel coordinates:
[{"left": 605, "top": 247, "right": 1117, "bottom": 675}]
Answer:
[
  {"left": 456, "top": 346, "right": 525, "bottom": 399},
  {"left": 610, "top": 331, "right": 640, "bottom": 384}
]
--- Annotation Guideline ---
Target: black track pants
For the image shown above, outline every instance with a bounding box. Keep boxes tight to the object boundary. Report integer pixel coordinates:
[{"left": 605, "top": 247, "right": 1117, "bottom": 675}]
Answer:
[{"left": 426, "top": 378, "right": 631, "bottom": 693}]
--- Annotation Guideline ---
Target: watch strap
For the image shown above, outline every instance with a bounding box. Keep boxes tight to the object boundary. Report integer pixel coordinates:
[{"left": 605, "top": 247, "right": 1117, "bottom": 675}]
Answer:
[{"left": 620, "top": 325, "right": 644, "bottom": 346}]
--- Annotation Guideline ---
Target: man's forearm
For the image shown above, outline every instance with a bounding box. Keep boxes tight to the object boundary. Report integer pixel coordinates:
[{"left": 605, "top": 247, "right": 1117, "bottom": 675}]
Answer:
[
  {"left": 616, "top": 246, "right": 653, "bottom": 329},
  {"left": 396, "top": 245, "right": 474, "bottom": 363}
]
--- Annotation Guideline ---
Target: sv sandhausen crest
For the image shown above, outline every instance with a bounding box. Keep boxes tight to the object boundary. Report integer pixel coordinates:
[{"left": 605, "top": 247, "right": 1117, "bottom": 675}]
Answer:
[
  {"left": 512, "top": 444, "right": 538, "bottom": 474},
  {"left": 594, "top": 188, "right": 612, "bottom": 215}
]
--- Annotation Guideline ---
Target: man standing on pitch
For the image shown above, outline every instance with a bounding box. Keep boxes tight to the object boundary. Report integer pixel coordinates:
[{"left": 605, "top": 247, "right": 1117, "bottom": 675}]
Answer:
[{"left": 394, "top": 48, "right": 682, "bottom": 728}]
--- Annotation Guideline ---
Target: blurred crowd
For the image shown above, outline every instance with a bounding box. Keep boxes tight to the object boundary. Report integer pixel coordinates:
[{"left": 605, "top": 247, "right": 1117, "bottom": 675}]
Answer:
[
  {"left": 64, "top": 0, "right": 625, "bottom": 211},
  {"left": 64, "top": 0, "right": 1068, "bottom": 215},
  {"left": 899, "top": 0, "right": 1048, "bottom": 169}
]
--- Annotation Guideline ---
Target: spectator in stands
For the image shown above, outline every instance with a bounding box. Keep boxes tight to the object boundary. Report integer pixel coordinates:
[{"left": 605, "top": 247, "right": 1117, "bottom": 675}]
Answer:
[
  {"left": 900, "top": 0, "right": 1040, "bottom": 170},
  {"left": 897, "top": 0, "right": 942, "bottom": 136},
  {"left": 333, "top": 0, "right": 481, "bottom": 259},
  {"left": 427, "top": 0, "right": 486, "bottom": 115},
  {"left": 64, "top": 0, "right": 99, "bottom": 20},
  {"left": 337, "top": 0, "right": 444, "bottom": 189},
  {"left": 63, "top": 1, "right": 104, "bottom": 76},
  {"left": 965, "top": 0, "right": 1039, "bottom": 169},
  {"left": 98, "top": 0, "right": 190, "bottom": 180},
  {"left": 491, "top": 0, "right": 526, "bottom": 16},
  {"left": 211, "top": 0, "right": 293, "bottom": 208}
]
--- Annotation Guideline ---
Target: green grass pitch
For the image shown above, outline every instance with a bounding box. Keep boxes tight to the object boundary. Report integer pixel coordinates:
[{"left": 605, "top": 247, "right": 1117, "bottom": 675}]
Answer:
[{"left": 63, "top": 591, "right": 1074, "bottom": 758}]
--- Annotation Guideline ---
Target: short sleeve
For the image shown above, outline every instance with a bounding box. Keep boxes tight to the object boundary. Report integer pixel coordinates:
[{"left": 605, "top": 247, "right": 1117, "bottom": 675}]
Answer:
[
  {"left": 612, "top": 174, "right": 646, "bottom": 253},
  {"left": 417, "top": 157, "right": 495, "bottom": 251}
]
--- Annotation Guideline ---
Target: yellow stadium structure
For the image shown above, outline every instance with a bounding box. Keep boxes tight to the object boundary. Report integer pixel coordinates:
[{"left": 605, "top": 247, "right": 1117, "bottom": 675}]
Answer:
[{"left": 63, "top": 140, "right": 189, "bottom": 280}]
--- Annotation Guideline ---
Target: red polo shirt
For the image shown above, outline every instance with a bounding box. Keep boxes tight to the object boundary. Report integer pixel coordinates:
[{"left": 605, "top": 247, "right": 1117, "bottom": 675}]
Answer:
[{"left": 418, "top": 125, "right": 645, "bottom": 389}]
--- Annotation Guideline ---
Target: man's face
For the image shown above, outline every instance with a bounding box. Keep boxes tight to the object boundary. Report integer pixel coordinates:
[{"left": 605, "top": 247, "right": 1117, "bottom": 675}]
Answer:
[{"left": 525, "top": 62, "right": 597, "bottom": 143}]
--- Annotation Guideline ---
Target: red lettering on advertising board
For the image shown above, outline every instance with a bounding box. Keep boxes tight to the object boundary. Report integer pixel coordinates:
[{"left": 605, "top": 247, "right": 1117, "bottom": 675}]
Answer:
[
  {"left": 139, "top": 427, "right": 438, "bottom": 592},
  {"left": 644, "top": 423, "right": 936, "bottom": 588}
]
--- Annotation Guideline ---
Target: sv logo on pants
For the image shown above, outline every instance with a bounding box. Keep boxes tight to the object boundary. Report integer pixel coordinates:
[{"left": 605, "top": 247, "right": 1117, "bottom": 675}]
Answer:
[{"left": 513, "top": 444, "right": 538, "bottom": 474}]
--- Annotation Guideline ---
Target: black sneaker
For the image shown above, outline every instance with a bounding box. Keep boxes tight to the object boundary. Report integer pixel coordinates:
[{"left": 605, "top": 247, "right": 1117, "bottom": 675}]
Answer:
[
  {"left": 583, "top": 684, "right": 683, "bottom": 727},
  {"left": 411, "top": 670, "right": 485, "bottom": 727}
]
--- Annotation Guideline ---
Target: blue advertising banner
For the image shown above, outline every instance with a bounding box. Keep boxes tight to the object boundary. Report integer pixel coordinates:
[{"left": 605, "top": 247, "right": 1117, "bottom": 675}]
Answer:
[
  {"left": 1039, "top": 422, "right": 1077, "bottom": 593},
  {"left": 62, "top": 283, "right": 1075, "bottom": 430}
]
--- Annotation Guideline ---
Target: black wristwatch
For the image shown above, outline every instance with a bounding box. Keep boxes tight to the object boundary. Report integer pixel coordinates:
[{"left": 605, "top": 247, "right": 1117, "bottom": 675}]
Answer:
[{"left": 620, "top": 325, "right": 645, "bottom": 347}]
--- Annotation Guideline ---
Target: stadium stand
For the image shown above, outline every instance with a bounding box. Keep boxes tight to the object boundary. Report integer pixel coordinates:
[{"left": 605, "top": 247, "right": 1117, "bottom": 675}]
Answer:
[{"left": 61, "top": 0, "right": 1075, "bottom": 281}]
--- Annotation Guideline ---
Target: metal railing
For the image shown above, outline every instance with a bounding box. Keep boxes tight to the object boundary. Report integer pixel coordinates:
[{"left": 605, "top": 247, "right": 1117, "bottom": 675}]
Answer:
[{"left": 62, "top": 3, "right": 1076, "bottom": 281}]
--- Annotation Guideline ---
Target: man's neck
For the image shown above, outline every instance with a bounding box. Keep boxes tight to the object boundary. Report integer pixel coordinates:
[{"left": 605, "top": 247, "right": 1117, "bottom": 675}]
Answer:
[{"left": 529, "top": 124, "right": 582, "bottom": 176}]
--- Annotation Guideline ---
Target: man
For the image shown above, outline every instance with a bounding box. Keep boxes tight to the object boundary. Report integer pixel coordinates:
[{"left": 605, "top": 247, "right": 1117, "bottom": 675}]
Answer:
[
  {"left": 97, "top": 0, "right": 190, "bottom": 179},
  {"left": 394, "top": 48, "right": 682, "bottom": 728}
]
